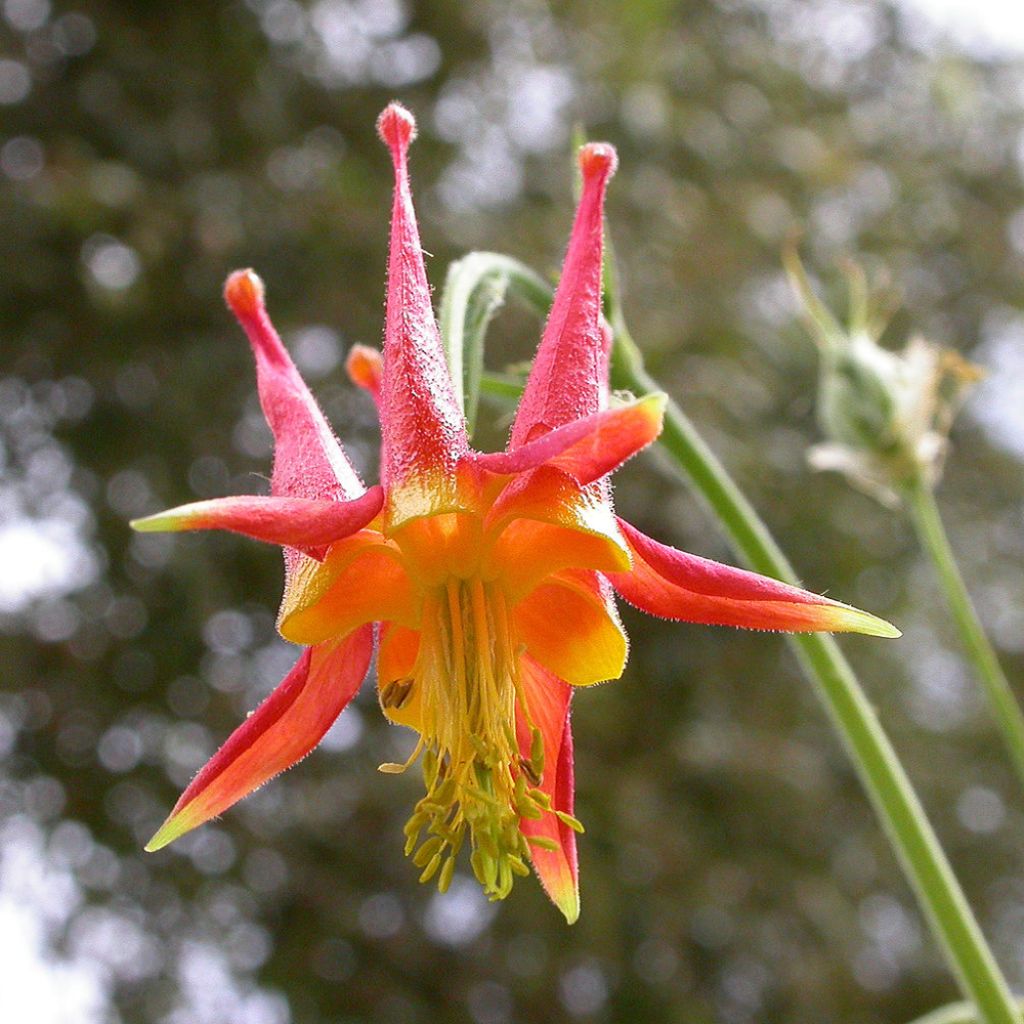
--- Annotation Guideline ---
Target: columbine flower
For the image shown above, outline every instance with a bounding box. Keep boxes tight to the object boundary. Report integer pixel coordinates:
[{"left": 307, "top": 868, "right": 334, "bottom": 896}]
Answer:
[{"left": 134, "top": 103, "right": 897, "bottom": 922}]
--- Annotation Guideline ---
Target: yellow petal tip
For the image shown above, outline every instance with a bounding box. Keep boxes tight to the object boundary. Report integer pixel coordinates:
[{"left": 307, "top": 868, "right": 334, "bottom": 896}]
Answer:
[
  {"left": 143, "top": 827, "right": 174, "bottom": 853},
  {"left": 129, "top": 513, "right": 170, "bottom": 532},
  {"left": 833, "top": 606, "right": 902, "bottom": 639},
  {"left": 131, "top": 503, "right": 206, "bottom": 533},
  {"left": 143, "top": 809, "right": 198, "bottom": 852},
  {"left": 555, "top": 889, "right": 581, "bottom": 925}
]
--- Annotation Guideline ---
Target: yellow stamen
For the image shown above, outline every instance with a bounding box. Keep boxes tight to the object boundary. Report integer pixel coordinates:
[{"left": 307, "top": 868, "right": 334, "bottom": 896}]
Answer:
[
  {"left": 378, "top": 735, "right": 424, "bottom": 774},
  {"left": 395, "top": 575, "right": 544, "bottom": 901}
]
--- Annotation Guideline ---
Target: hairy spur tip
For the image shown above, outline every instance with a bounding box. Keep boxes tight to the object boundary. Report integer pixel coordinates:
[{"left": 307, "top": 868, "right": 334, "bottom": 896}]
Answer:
[
  {"left": 579, "top": 142, "right": 618, "bottom": 183},
  {"left": 224, "top": 268, "right": 265, "bottom": 321},
  {"left": 377, "top": 102, "right": 417, "bottom": 156}
]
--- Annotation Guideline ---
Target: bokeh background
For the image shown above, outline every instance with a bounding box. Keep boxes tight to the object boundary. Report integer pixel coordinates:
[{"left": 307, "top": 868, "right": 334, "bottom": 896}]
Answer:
[{"left": 5, "top": 1, "right": 1024, "bottom": 1021}]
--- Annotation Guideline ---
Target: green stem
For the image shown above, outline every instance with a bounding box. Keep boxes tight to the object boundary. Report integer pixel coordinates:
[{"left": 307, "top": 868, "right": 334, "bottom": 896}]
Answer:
[
  {"left": 468, "top": 253, "right": 1017, "bottom": 1021},
  {"left": 906, "top": 1000, "right": 1024, "bottom": 1024},
  {"left": 904, "top": 477, "right": 1024, "bottom": 789},
  {"left": 438, "top": 253, "right": 551, "bottom": 433},
  {"left": 607, "top": 327, "right": 1019, "bottom": 1024}
]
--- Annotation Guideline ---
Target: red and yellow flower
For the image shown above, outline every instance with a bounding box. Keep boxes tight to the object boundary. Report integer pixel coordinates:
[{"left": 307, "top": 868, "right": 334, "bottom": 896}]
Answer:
[{"left": 135, "top": 103, "right": 897, "bottom": 922}]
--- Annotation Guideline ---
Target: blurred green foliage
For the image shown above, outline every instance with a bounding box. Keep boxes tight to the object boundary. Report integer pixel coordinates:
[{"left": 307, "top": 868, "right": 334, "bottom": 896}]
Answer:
[{"left": 4, "top": 1, "right": 1024, "bottom": 1022}]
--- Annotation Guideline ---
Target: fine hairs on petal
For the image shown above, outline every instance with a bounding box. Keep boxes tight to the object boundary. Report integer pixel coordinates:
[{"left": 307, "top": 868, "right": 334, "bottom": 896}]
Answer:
[
  {"left": 510, "top": 137, "right": 618, "bottom": 446},
  {"left": 374, "top": 98, "right": 469, "bottom": 507}
]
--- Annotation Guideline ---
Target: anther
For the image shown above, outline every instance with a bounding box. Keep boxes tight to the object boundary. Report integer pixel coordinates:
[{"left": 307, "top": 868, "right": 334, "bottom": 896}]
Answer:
[
  {"left": 529, "top": 726, "right": 545, "bottom": 781},
  {"left": 438, "top": 855, "right": 456, "bottom": 893},
  {"left": 419, "top": 852, "right": 443, "bottom": 884},
  {"left": 413, "top": 836, "right": 442, "bottom": 867},
  {"left": 555, "top": 810, "right": 586, "bottom": 833},
  {"left": 508, "top": 856, "right": 530, "bottom": 878},
  {"left": 519, "top": 757, "right": 541, "bottom": 787},
  {"left": 528, "top": 788, "right": 551, "bottom": 809},
  {"left": 403, "top": 811, "right": 428, "bottom": 837},
  {"left": 527, "top": 835, "right": 560, "bottom": 852},
  {"left": 380, "top": 677, "right": 414, "bottom": 709},
  {"left": 519, "top": 800, "right": 543, "bottom": 821}
]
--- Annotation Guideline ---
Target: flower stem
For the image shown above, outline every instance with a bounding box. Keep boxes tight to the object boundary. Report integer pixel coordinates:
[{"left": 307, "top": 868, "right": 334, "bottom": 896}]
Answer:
[
  {"left": 903, "top": 475, "right": 1024, "bottom": 790},
  {"left": 439, "top": 249, "right": 1018, "bottom": 1020},
  {"left": 608, "top": 325, "right": 1020, "bottom": 1024},
  {"left": 905, "top": 1000, "right": 1024, "bottom": 1024},
  {"left": 438, "top": 253, "right": 551, "bottom": 434}
]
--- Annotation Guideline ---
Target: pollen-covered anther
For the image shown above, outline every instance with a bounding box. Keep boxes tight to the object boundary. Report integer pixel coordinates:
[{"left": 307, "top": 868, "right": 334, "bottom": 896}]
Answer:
[
  {"left": 379, "top": 677, "right": 414, "bottom": 710},
  {"left": 224, "top": 268, "right": 265, "bottom": 321},
  {"left": 519, "top": 757, "right": 541, "bottom": 787},
  {"left": 579, "top": 141, "right": 618, "bottom": 182},
  {"left": 376, "top": 101, "right": 417, "bottom": 154},
  {"left": 390, "top": 576, "right": 566, "bottom": 901}
]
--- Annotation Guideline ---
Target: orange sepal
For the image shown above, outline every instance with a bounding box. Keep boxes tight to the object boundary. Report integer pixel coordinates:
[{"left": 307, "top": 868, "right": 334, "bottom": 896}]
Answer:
[
  {"left": 475, "top": 394, "right": 665, "bottom": 486},
  {"left": 608, "top": 518, "right": 901, "bottom": 636},
  {"left": 130, "top": 487, "right": 384, "bottom": 559},
  {"left": 145, "top": 627, "right": 373, "bottom": 851}
]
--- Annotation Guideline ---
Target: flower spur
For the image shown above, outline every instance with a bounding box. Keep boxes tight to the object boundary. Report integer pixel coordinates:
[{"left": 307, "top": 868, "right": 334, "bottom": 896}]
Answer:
[{"left": 134, "top": 102, "right": 897, "bottom": 922}]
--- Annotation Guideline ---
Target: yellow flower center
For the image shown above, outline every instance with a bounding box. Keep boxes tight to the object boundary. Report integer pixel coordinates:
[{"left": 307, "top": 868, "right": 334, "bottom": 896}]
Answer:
[{"left": 380, "top": 575, "right": 555, "bottom": 900}]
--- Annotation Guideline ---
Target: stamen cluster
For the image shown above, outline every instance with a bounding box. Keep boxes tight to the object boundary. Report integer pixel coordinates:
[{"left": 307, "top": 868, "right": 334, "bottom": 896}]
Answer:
[{"left": 382, "top": 576, "right": 581, "bottom": 900}]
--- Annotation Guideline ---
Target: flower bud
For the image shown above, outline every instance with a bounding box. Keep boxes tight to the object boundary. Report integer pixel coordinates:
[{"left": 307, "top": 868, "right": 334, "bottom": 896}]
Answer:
[{"left": 785, "top": 247, "right": 981, "bottom": 506}]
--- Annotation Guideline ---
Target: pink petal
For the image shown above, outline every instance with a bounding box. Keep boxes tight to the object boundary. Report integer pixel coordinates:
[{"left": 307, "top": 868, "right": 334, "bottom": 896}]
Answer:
[
  {"left": 145, "top": 625, "right": 373, "bottom": 851},
  {"left": 474, "top": 394, "right": 665, "bottom": 485},
  {"left": 224, "top": 269, "right": 364, "bottom": 503},
  {"left": 511, "top": 144, "right": 618, "bottom": 445},
  {"left": 608, "top": 518, "right": 901, "bottom": 636},
  {"left": 131, "top": 487, "right": 384, "bottom": 559},
  {"left": 376, "top": 103, "right": 468, "bottom": 501},
  {"left": 516, "top": 654, "right": 579, "bottom": 923}
]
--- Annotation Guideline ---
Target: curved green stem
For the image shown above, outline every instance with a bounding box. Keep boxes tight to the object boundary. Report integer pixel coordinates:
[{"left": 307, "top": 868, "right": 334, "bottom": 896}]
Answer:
[
  {"left": 904, "top": 476, "right": 1024, "bottom": 789},
  {"left": 608, "top": 324, "right": 1019, "bottom": 1024},
  {"left": 439, "top": 250, "right": 1018, "bottom": 1022},
  {"left": 438, "top": 253, "right": 550, "bottom": 434},
  {"left": 906, "top": 1000, "right": 1024, "bottom": 1024}
]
